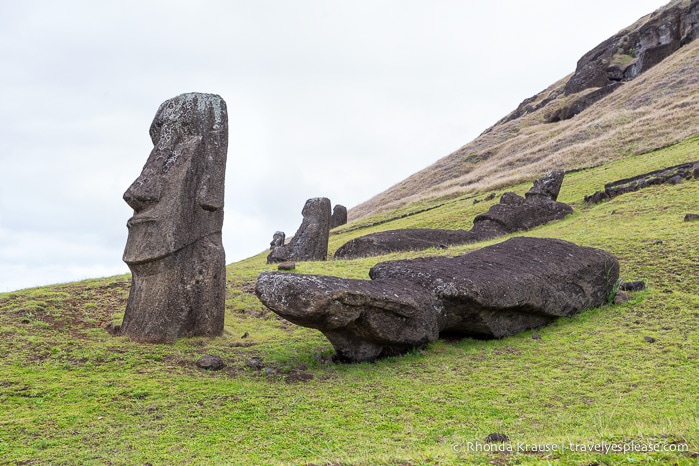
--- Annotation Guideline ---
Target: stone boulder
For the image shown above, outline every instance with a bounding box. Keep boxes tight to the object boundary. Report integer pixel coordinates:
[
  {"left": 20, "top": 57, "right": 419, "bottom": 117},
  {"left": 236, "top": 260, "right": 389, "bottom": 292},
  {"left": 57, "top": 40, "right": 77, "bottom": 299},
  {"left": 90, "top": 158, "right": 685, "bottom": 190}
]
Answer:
[
  {"left": 565, "top": 1, "right": 699, "bottom": 95},
  {"left": 267, "top": 197, "right": 331, "bottom": 263},
  {"left": 257, "top": 237, "right": 619, "bottom": 362},
  {"left": 331, "top": 204, "right": 348, "bottom": 229},
  {"left": 334, "top": 171, "right": 572, "bottom": 260}
]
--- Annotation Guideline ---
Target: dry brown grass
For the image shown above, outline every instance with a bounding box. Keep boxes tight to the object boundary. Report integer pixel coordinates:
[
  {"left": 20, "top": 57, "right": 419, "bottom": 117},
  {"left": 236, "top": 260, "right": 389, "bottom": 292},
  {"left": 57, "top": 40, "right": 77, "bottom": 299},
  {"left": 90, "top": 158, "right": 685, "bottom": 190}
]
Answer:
[{"left": 350, "top": 36, "right": 699, "bottom": 221}]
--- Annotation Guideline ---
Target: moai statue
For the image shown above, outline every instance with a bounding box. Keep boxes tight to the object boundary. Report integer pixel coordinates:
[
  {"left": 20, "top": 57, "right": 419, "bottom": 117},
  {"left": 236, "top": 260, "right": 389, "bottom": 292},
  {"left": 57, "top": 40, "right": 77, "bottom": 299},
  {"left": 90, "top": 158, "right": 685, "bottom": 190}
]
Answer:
[
  {"left": 330, "top": 204, "right": 348, "bottom": 229},
  {"left": 120, "top": 92, "right": 228, "bottom": 343},
  {"left": 269, "top": 231, "right": 285, "bottom": 249},
  {"left": 267, "top": 197, "right": 331, "bottom": 263}
]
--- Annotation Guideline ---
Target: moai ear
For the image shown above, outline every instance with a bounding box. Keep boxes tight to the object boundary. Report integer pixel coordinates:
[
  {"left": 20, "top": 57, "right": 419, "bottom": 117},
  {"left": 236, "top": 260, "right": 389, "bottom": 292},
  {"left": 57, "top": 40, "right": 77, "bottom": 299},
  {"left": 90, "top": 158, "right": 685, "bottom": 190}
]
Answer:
[
  {"left": 197, "top": 134, "right": 226, "bottom": 211},
  {"left": 197, "top": 103, "right": 228, "bottom": 212}
]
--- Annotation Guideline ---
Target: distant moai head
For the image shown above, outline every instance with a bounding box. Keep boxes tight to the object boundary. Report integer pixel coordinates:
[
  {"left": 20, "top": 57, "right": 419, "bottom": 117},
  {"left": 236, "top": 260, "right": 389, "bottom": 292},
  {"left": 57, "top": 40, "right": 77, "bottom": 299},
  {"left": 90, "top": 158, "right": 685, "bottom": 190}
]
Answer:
[{"left": 123, "top": 93, "right": 228, "bottom": 265}]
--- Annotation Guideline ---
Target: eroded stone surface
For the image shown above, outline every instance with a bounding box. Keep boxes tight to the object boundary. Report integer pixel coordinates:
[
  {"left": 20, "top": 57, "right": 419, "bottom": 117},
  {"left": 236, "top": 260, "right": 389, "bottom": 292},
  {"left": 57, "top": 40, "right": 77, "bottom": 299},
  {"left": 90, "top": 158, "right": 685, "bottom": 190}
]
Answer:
[
  {"left": 267, "top": 197, "right": 331, "bottom": 263},
  {"left": 257, "top": 237, "right": 619, "bottom": 362},
  {"left": 120, "top": 92, "right": 227, "bottom": 343}
]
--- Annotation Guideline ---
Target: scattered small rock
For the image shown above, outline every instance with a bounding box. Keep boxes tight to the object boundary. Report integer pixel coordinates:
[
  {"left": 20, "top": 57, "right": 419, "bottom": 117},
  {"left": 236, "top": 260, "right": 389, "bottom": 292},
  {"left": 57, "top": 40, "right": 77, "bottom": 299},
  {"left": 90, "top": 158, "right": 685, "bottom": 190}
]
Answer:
[
  {"left": 684, "top": 213, "right": 699, "bottom": 222},
  {"left": 196, "top": 354, "right": 225, "bottom": 371},
  {"left": 620, "top": 280, "right": 646, "bottom": 292},
  {"left": 264, "top": 368, "right": 275, "bottom": 376},
  {"left": 651, "top": 240, "right": 664, "bottom": 245},
  {"left": 613, "top": 290, "right": 630, "bottom": 304},
  {"left": 103, "top": 322, "right": 120, "bottom": 335},
  {"left": 241, "top": 332, "right": 249, "bottom": 339},
  {"left": 532, "top": 333, "right": 541, "bottom": 340},
  {"left": 278, "top": 262, "right": 296, "bottom": 271},
  {"left": 485, "top": 433, "right": 510, "bottom": 443},
  {"left": 246, "top": 357, "right": 264, "bottom": 370},
  {"left": 644, "top": 336, "right": 656, "bottom": 343}
]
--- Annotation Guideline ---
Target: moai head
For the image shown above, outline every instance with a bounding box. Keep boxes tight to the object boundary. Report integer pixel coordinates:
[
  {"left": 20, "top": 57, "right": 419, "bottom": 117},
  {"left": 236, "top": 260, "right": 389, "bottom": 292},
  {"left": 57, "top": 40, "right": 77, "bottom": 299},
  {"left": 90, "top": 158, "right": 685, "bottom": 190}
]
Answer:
[{"left": 123, "top": 93, "right": 228, "bottom": 265}]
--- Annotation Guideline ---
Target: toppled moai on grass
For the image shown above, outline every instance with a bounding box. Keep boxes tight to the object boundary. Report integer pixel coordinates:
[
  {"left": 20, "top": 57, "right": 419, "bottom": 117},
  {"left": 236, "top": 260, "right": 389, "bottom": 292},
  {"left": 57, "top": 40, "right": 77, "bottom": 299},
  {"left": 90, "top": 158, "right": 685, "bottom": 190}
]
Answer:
[
  {"left": 584, "top": 161, "right": 699, "bottom": 205},
  {"left": 257, "top": 237, "right": 619, "bottom": 362},
  {"left": 334, "top": 170, "right": 572, "bottom": 260},
  {"left": 120, "top": 92, "right": 228, "bottom": 344}
]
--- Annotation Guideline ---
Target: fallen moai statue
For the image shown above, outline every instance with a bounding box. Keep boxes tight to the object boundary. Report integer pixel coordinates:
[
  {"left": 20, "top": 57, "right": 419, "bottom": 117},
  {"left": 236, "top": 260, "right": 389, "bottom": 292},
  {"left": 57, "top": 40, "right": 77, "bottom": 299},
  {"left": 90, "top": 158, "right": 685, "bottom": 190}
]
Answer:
[
  {"left": 584, "top": 161, "right": 699, "bottom": 205},
  {"left": 334, "top": 170, "right": 572, "bottom": 260},
  {"left": 256, "top": 236, "right": 619, "bottom": 362},
  {"left": 267, "top": 197, "right": 331, "bottom": 264}
]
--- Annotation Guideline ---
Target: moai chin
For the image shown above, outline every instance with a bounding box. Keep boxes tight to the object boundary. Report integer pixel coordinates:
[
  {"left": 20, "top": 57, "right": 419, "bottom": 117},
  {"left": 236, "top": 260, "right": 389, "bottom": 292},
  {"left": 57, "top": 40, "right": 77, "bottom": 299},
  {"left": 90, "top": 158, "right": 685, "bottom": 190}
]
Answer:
[{"left": 120, "top": 92, "right": 228, "bottom": 343}]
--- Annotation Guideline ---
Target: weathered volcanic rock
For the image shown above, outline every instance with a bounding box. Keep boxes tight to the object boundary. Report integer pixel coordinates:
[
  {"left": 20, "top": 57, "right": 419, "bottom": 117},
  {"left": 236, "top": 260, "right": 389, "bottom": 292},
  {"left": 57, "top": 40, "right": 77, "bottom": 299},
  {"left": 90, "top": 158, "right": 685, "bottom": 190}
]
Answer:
[
  {"left": 267, "top": 197, "right": 331, "bottom": 263},
  {"left": 120, "top": 92, "right": 228, "bottom": 344},
  {"left": 331, "top": 204, "right": 348, "bottom": 229},
  {"left": 565, "top": 1, "right": 699, "bottom": 95},
  {"left": 257, "top": 237, "right": 619, "bottom": 362},
  {"left": 196, "top": 354, "right": 225, "bottom": 371},
  {"left": 334, "top": 171, "right": 572, "bottom": 260}
]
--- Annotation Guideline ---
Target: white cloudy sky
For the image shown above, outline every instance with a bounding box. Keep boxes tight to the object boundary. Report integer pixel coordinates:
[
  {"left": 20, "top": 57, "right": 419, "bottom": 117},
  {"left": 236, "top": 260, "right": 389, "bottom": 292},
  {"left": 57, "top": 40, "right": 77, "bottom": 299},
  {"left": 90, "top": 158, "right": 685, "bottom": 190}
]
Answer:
[{"left": 0, "top": 0, "right": 668, "bottom": 292}]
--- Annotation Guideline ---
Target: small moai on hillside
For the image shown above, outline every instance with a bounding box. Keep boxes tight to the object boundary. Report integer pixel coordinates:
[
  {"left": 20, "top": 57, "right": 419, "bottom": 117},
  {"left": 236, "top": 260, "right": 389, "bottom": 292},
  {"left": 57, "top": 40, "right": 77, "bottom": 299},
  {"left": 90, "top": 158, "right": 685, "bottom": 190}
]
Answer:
[
  {"left": 267, "top": 197, "right": 331, "bottom": 263},
  {"left": 269, "top": 231, "right": 285, "bottom": 249},
  {"left": 330, "top": 204, "right": 348, "bottom": 229},
  {"left": 120, "top": 92, "right": 228, "bottom": 343}
]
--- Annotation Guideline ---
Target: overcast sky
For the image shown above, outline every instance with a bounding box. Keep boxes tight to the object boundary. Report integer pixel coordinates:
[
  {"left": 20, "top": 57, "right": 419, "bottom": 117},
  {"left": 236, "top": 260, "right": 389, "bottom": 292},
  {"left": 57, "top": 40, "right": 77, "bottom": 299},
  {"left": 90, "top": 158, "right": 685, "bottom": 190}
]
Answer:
[{"left": 0, "top": 0, "right": 668, "bottom": 292}]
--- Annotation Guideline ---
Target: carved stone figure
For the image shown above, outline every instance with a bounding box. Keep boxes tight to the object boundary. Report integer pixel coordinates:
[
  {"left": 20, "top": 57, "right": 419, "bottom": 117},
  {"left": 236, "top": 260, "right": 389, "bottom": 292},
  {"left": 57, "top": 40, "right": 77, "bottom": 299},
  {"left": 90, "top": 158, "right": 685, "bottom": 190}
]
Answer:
[
  {"left": 120, "top": 92, "right": 228, "bottom": 343},
  {"left": 267, "top": 197, "right": 331, "bottom": 263},
  {"left": 330, "top": 204, "right": 348, "bottom": 229},
  {"left": 334, "top": 171, "right": 573, "bottom": 260},
  {"left": 257, "top": 237, "right": 619, "bottom": 362},
  {"left": 270, "top": 231, "right": 285, "bottom": 249}
]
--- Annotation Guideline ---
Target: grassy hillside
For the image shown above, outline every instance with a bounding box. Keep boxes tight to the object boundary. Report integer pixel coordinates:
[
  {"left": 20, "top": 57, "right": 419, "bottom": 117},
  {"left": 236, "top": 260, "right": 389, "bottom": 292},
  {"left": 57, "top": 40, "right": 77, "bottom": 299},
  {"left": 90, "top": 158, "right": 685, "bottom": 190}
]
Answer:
[
  {"left": 1, "top": 135, "right": 698, "bottom": 465},
  {"left": 350, "top": 25, "right": 699, "bottom": 221}
]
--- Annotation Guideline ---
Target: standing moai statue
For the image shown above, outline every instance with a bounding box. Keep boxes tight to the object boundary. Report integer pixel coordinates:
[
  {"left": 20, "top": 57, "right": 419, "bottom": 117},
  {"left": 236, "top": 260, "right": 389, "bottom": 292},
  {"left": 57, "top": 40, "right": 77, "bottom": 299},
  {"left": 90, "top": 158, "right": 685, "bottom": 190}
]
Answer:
[
  {"left": 330, "top": 204, "right": 348, "bottom": 229},
  {"left": 267, "top": 197, "right": 331, "bottom": 263},
  {"left": 120, "top": 92, "right": 228, "bottom": 343},
  {"left": 269, "top": 231, "right": 285, "bottom": 249}
]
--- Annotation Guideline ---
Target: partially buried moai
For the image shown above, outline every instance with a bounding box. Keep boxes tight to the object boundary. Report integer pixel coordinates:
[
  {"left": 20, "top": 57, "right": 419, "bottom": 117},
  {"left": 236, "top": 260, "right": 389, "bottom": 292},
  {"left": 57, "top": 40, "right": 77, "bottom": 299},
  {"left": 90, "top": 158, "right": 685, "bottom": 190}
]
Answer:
[{"left": 120, "top": 92, "right": 228, "bottom": 343}]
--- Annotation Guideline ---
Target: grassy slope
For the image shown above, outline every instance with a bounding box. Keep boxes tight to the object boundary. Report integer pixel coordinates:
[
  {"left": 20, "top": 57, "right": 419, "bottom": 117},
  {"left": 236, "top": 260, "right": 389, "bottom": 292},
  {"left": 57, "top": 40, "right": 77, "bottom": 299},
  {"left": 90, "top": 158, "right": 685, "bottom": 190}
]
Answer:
[{"left": 1, "top": 136, "right": 699, "bottom": 465}]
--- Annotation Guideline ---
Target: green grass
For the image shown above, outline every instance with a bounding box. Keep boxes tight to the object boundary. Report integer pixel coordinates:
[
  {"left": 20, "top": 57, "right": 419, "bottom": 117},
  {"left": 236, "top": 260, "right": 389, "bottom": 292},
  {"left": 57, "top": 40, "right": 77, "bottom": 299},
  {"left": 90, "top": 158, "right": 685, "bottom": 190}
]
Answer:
[{"left": 2, "top": 136, "right": 699, "bottom": 464}]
